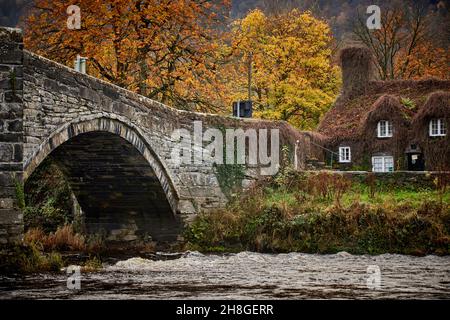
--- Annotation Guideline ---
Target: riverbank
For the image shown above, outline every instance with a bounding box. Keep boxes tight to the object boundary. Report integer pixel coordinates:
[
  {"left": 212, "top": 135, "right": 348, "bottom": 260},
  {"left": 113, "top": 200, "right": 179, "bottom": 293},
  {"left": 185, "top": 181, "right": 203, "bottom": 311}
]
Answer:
[
  {"left": 0, "top": 225, "right": 175, "bottom": 274},
  {"left": 185, "top": 171, "right": 450, "bottom": 255}
]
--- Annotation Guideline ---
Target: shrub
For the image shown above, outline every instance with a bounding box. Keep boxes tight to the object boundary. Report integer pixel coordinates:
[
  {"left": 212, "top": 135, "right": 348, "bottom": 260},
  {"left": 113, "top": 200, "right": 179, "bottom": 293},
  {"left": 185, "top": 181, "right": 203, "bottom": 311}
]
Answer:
[
  {"left": 82, "top": 256, "right": 103, "bottom": 272},
  {"left": 0, "top": 244, "right": 64, "bottom": 273},
  {"left": 306, "top": 172, "right": 352, "bottom": 205},
  {"left": 24, "top": 158, "right": 73, "bottom": 233}
]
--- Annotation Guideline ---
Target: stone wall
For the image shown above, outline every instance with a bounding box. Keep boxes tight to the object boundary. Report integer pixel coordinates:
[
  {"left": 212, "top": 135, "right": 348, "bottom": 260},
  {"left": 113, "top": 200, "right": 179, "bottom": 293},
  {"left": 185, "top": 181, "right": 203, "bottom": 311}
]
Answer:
[
  {"left": 0, "top": 26, "right": 322, "bottom": 243},
  {"left": 336, "top": 171, "right": 444, "bottom": 189},
  {"left": 0, "top": 27, "right": 24, "bottom": 243}
]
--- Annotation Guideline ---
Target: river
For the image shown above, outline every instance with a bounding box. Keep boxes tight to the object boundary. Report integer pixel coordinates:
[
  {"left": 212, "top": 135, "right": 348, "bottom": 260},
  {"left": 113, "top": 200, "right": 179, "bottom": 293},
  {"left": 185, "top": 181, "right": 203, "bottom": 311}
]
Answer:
[{"left": 1, "top": 251, "right": 449, "bottom": 299}]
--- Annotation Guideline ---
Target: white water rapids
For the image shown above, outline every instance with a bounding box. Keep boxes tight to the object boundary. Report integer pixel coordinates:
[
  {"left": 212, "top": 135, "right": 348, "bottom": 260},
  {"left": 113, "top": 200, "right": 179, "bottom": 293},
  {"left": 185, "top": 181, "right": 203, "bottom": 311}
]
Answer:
[{"left": 1, "top": 251, "right": 449, "bottom": 299}]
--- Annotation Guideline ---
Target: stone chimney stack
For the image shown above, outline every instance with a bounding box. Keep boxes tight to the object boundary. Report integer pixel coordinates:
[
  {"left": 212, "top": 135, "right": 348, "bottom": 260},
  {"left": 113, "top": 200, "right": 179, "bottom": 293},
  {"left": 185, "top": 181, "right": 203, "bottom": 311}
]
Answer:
[{"left": 340, "top": 46, "right": 376, "bottom": 97}]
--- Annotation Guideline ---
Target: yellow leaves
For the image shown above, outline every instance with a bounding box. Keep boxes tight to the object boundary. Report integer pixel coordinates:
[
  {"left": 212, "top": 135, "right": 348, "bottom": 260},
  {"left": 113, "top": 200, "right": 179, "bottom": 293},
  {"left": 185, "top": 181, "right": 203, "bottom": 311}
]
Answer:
[{"left": 224, "top": 9, "right": 340, "bottom": 129}]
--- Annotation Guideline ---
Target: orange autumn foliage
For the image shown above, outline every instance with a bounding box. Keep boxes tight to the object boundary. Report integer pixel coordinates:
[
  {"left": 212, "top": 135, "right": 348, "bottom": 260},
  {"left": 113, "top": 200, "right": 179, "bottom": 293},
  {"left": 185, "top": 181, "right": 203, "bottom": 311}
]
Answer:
[
  {"left": 24, "top": 0, "right": 231, "bottom": 112},
  {"left": 354, "top": 2, "right": 449, "bottom": 80}
]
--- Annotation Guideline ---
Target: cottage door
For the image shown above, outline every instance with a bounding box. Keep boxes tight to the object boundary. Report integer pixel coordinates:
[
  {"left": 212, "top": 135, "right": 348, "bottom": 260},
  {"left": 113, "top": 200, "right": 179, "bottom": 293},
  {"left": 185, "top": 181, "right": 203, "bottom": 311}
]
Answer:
[{"left": 407, "top": 153, "right": 425, "bottom": 171}]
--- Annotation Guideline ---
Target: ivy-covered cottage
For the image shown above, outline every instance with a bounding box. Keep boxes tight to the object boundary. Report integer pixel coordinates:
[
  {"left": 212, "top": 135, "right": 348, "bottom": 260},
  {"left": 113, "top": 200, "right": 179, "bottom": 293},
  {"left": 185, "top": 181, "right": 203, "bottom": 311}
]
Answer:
[{"left": 317, "top": 47, "right": 450, "bottom": 172}]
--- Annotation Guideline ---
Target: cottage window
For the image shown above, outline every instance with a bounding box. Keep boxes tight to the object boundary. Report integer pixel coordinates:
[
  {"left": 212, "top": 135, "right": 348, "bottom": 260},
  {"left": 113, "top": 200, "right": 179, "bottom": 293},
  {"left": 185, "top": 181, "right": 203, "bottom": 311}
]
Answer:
[
  {"left": 339, "top": 147, "right": 351, "bottom": 163},
  {"left": 377, "top": 120, "right": 393, "bottom": 138},
  {"left": 372, "top": 156, "right": 394, "bottom": 173},
  {"left": 429, "top": 119, "right": 446, "bottom": 137}
]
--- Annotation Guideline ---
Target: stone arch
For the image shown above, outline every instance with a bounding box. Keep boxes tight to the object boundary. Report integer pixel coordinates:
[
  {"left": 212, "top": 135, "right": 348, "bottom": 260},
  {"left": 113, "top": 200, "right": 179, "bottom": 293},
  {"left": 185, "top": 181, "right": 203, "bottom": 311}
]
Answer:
[{"left": 24, "top": 115, "right": 179, "bottom": 216}]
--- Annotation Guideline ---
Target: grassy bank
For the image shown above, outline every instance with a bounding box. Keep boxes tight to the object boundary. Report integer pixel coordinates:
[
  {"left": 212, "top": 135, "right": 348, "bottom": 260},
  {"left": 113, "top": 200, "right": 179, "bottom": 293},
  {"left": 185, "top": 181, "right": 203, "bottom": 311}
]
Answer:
[
  {"left": 0, "top": 225, "right": 158, "bottom": 274},
  {"left": 185, "top": 171, "right": 450, "bottom": 255}
]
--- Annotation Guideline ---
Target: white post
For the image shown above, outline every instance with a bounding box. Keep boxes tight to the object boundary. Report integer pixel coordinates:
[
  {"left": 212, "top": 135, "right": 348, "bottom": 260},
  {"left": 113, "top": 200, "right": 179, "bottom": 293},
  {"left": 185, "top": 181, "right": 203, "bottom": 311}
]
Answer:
[
  {"left": 80, "top": 57, "right": 87, "bottom": 74},
  {"left": 74, "top": 55, "right": 87, "bottom": 74},
  {"left": 74, "top": 55, "right": 80, "bottom": 72}
]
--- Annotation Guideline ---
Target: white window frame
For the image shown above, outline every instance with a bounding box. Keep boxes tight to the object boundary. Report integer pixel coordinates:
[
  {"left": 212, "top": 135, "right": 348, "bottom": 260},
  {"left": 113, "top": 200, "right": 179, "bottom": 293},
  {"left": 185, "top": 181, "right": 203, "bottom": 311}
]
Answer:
[
  {"left": 372, "top": 156, "right": 394, "bottom": 173},
  {"left": 429, "top": 119, "right": 446, "bottom": 137},
  {"left": 377, "top": 120, "right": 393, "bottom": 138},
  {"left": 339, "top": 146, "right": 351, "bottom": 163}
]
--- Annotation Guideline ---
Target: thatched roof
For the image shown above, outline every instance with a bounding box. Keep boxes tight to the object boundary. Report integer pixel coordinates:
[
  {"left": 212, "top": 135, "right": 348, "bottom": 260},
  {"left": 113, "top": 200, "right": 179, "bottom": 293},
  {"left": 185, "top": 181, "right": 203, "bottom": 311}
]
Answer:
[
  {"left": 364, "top": 95, "right": 413, "bottom": 125},
  {"left": 413, "top": 91, "right": 450, "bottom": 123},
  {"left": 318, "top": 78, "right": 450, "bottom": 140}
]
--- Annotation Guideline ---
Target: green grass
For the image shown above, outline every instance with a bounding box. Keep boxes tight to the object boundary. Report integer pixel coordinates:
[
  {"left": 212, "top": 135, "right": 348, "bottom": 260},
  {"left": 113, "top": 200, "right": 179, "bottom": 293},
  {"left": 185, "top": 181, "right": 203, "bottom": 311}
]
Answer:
[
  {"left": 185, "top": 171, "right": 450, "bottom": 255},
  {"left": 264, "top": 180, "right": 447, "bottom": 211},
  {"left": 263, "top": 188, "right": 297, "bottom": 207},
  {"left": 341, "top": 187, "right": 449, "bottom": 208}
]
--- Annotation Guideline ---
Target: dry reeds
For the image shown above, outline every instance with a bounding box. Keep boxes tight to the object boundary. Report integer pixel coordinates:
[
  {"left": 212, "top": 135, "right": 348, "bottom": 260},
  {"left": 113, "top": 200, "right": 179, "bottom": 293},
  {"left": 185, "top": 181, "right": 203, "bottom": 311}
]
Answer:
[{"left": 24, "top": 225, "right": 86, "bottom": 251}]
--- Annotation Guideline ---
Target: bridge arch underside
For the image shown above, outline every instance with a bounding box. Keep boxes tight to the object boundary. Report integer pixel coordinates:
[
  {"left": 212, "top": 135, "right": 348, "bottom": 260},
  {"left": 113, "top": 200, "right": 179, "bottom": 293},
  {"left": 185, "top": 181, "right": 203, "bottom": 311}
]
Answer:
[{"left": 27, "top": 131, "right": 182, "bottom": 242}]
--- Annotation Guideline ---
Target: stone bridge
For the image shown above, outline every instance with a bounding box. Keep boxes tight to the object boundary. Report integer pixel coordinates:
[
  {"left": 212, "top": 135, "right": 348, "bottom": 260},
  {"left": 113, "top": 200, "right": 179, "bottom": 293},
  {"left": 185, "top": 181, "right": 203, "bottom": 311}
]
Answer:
[{"left": 0, "top": 27, "right": 321, "bottom": 244}]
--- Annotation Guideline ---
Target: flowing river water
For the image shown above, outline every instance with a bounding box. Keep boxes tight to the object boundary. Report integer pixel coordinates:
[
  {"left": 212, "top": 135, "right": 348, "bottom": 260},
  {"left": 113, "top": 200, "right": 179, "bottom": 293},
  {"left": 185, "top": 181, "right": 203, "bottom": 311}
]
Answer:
[{"left": 1, "top": 251, "right": 449, "bottom": 299}]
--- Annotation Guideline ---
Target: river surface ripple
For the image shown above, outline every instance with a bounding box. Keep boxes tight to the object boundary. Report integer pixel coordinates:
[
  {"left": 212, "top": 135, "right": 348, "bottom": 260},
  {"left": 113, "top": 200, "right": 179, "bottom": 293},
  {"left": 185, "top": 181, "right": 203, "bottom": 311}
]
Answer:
[{"left": 1, "top": 251, "right": 449, "bottom": 299}]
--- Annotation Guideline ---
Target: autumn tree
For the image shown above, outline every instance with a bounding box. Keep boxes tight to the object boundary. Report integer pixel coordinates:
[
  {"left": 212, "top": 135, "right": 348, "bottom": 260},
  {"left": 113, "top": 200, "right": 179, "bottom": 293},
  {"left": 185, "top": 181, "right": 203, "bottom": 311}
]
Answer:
[
  {"left": 353, "top": 0, "right": 450, "bottom": 80},
  {"left": 24, "top": 0, "right": 231, "bottom": 112},
  {"left": 226, "top": 9, "right": 341, "bottom": 129}
]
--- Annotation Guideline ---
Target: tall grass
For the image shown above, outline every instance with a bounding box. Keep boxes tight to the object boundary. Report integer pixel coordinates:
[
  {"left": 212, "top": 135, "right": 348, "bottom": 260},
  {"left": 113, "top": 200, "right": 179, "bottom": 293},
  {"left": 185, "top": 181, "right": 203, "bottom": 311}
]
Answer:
[
  {"left": 24, "top": 225, "right": 86, "bottom": 251},
  {"left": 186, "top": 171, "right": 450, "bottom": 255},
  {"left": 23, "top": 224, "right": 106, "bottom": 253}
]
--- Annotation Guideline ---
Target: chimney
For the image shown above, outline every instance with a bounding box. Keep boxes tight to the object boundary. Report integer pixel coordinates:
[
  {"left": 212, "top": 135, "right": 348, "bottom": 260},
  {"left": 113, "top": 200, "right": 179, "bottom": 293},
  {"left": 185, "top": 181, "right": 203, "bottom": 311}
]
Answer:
[{"left": 340, "top": 46, "right": 376, "bottom": 97}]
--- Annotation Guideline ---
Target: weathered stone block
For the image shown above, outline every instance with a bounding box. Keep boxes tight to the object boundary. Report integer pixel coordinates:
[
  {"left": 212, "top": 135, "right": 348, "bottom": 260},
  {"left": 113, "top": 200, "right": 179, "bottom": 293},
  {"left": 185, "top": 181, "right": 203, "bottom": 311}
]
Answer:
[
  {"left": 0, "top": 64, "right": 12, "bottom": 72},
  {"left": 0, "top": 133, "right": 22, "bottom": 142},
  {"left": 0, "top": 172, "right": 14, "bottom": 187},
  {"left": 178, "top": 199, "right": 196, "bottom": 214},
  {"left": 0, "top": 187, "right": 16, "bottom": 199},
  {"left": 0, "top": 77, "right": 10, "bottom": 89},
  {"left": 0, "top": 102, "right": 23, "bottom": 118},
  {"left": 0, "top": 44, "right": 23, "bottom": 65},
  {"left": 0, "top": 198, "right": 14, "bottom": 209},
  {"left": 0, "top": 163, "right": 22, "bottom": 171},
  {"left": 13, "top": 144, "right": 23, "bottom": 162},
  {"left": 0, "top": 209, "right": 22, "bottom": 223},
  {"left": 0, "top": 144, "right": 13, "bottom": 161},
  {"left": 5, "top": 91, "right": 22, "bottom": 102},
  {"left": 7, "top": 119, "right": 22, "bottom": 132}
]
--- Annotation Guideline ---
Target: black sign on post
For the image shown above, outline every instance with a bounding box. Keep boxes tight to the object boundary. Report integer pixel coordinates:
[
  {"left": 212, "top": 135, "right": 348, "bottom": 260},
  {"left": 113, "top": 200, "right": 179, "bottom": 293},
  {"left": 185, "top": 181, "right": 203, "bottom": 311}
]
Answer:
[{"left": 232, "top": 100, "right": 253, "bottom": 118}]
